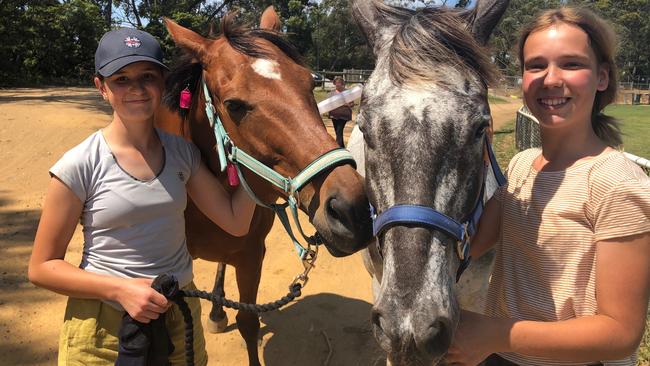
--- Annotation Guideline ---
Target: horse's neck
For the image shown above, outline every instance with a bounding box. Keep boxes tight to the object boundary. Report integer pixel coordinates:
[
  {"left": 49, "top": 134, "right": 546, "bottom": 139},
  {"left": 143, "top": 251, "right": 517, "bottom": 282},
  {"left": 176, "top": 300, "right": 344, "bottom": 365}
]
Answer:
[
  {"left": 154, "top": 105, "right": 189, "bottom": 138},
  {"left": 348, "top": 125, "right": 366, "bottom": 177}
]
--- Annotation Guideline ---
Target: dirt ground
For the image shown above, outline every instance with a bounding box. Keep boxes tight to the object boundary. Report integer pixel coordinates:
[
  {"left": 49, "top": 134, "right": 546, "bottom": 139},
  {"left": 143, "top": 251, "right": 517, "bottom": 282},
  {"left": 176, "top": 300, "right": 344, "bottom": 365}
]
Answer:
[{"left": 0, "top": 87, "right": 522, "bottom": 366}]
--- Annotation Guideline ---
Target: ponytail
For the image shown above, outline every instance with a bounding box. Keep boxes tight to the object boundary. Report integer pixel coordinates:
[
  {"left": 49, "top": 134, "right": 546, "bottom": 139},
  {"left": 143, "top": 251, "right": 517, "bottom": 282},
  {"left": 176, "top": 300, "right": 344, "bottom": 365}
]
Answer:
[{"left": 592, "top": 111, "right": 622, "bottom": 148}]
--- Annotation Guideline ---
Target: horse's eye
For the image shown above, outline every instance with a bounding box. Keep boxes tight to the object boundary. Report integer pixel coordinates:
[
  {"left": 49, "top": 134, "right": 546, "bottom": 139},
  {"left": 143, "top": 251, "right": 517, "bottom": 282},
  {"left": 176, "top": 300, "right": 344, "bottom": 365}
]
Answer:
[
  {"left": 475, "top": 121, "right": 489, "bottom": 140},
  {"left": 224, "top": 99, "right": 250, "bottom": 119}
]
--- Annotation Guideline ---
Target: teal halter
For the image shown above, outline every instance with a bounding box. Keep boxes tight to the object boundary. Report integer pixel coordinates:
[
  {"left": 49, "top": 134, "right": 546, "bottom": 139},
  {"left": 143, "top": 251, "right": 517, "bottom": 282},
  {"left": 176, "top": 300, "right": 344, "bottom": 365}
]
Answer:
[{"left": 202, "top": 79, "right": 356, "bottom": 261}]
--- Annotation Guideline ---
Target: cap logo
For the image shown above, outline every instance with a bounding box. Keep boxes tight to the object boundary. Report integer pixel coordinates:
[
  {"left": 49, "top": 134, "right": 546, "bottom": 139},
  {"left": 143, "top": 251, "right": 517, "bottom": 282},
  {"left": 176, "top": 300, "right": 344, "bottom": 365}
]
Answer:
[{"left": 124, "top": 36, "right": 141, "bottom": 48}]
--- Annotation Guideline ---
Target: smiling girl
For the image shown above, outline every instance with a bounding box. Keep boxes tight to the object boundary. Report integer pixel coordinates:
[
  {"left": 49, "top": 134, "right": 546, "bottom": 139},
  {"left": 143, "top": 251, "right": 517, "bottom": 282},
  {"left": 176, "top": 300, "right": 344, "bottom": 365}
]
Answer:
[
  {"left": 447, "top": 7, "right": 650, "bottom": 366},
  {"left": 28, "top": 28, "right": 256, "bottom": 365}
]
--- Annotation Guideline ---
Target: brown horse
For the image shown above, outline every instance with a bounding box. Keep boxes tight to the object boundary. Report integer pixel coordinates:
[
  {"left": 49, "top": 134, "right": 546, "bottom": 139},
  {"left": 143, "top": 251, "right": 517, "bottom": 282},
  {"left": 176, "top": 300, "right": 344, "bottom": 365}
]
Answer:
[{"left": 155, "top": 7, "right": 372, "bottom": 366}]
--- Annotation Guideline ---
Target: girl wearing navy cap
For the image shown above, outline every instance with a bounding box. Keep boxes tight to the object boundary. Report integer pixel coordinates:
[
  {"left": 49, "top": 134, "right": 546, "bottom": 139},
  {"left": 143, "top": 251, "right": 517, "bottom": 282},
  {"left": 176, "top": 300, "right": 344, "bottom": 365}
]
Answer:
[{"left": 28, "top": 28, "right": 255, "bottom": 365}]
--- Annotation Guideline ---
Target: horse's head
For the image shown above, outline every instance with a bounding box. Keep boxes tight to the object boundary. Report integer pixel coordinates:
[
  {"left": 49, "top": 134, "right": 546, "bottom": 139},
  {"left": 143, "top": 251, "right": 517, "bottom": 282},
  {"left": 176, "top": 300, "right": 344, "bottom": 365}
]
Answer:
[
  {"left": 162, "top": 7, "right": 372, "bottom": 256},
  {"left": 352, "top": 0, "right": 507, "bottom": 363}
]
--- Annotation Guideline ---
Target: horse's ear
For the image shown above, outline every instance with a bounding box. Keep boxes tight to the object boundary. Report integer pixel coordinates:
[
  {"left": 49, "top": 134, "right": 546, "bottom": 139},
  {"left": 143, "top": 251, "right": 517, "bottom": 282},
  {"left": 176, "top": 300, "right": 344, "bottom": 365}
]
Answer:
[
  {"left": 352, "top": 0, "right": 402, "bottom": 56},
  {"left": 351, "top": 0, "right": 381, "bottom": 53},
  {"left": 164, "top": 17, "right": 210, "bottom": 61},
  {"left": 260, "top": 6, "right": 282, "bottom": 31},
  {"left": 461, "top": 0, "right": 510, "bottom": 46}
]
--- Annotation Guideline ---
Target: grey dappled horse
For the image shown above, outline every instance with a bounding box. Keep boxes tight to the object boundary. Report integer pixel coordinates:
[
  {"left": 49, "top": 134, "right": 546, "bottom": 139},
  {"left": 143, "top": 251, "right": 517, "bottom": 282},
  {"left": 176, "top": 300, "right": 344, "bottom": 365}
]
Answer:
[{"left": 348, "top": 1, "right": 509, "bottom": 364}]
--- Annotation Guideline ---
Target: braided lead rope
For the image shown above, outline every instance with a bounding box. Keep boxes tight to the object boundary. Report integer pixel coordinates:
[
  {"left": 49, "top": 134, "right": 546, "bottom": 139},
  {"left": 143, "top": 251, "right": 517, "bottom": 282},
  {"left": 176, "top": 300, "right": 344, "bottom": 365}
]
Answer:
[
  {"left": 180, "top": 283, "right": 302, "bottom": 314},
  {"left": 174, "top": 284, "right": 302, "bottom": 366},
  {"left": 171, "top": 296, "right": 195, "bottom": 366},
  {"left": 154, "top": 275, "right": 303, "bottom": 366}
]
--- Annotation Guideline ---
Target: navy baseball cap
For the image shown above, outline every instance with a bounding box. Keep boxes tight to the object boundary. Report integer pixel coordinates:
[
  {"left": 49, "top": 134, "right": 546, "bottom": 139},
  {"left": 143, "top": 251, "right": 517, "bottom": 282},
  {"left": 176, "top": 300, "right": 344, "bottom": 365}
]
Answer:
[{"left": 95, "top": 28, "right": 169, "bottom": 77}]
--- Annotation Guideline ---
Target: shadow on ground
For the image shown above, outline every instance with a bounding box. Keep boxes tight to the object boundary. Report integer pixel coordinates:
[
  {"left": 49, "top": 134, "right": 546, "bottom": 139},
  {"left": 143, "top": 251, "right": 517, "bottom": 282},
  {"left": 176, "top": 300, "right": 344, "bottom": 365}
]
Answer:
[
  {"left": 0, "top": 191, "right": 64, "bottom": 365},
  {"left": 260, "top": 293, "right": 386, "bottom": 366},
  {"left": 0, "top": 92, "right": 113, "bottom": 115}
]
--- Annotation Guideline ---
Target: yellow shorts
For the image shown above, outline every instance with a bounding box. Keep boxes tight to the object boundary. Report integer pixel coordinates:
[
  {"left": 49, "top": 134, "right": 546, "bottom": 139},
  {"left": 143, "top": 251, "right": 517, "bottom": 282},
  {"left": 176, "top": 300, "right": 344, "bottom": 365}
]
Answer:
[{"left": 58, "top": 282, "right": 207, "bottom": 366}]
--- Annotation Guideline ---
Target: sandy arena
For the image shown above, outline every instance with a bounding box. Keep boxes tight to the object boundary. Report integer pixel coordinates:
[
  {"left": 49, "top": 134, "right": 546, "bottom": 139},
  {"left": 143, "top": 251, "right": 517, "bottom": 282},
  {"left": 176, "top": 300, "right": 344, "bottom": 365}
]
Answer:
[{"left": 0, "top": 87, "right": 521, "bottom": 365}]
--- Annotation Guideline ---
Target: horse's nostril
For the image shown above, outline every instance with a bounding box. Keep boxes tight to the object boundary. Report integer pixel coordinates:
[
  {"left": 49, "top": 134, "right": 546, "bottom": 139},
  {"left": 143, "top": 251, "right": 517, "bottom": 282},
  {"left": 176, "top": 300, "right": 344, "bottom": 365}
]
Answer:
[
  {"left": 371, "top": 309, "right": 391, "bottom": 348},
  {"left": 371, "top": 309, "right": 382, "bottom": 329},
  {"left": 326, "top": 196, "right": 342, "bottom": 222},
  {"left": 417, "top": 318, "right": 452, "bottom": 357}
]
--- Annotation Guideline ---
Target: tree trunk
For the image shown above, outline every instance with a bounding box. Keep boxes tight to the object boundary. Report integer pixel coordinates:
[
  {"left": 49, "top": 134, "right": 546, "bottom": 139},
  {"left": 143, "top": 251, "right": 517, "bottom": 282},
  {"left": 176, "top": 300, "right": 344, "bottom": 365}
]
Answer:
[
  {"left": 104, "top": 0, "right": 112, "bottom": 28},
  {"left": 130, "top": 0, "right": 142, "bottom": 28}
]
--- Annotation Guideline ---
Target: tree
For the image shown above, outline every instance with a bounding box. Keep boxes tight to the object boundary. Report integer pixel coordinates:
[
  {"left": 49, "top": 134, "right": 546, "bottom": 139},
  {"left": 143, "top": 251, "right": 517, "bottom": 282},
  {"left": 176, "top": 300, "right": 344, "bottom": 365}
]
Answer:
[
  {"left": 0, "top": 0, "right": 107, "bottom": 85},
  {"left": 307, "top": 0, "right": 374, "bottom": 71},
  {"left": 488, "top": 0, "right": 562, "bottom": 77},
  {"left": 488, "top": 0, "right": 650, "bottom": 82},
  {"left": 570, "top": 0, "right": 650, "bottom": 82}
]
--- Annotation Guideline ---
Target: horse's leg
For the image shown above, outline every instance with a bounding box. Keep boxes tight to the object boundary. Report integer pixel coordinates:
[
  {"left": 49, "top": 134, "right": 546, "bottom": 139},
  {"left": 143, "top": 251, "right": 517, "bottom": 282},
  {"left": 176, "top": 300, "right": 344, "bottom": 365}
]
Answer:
[
  {"left": 206, "top": 262, "right": 229, "bottom": 333},
  {"left": 234, "top": 241, "right": 265, "bottom": 366}
]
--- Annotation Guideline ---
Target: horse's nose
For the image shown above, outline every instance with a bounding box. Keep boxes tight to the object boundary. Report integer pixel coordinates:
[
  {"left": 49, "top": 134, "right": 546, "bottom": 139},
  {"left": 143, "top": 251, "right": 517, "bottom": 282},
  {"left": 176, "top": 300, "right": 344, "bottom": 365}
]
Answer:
[
  {"left": 324, "top": 191, "right": 372, "bottom": 251},
  {"left": 371, "top": 306, "right": 453, "bottom": 359}
]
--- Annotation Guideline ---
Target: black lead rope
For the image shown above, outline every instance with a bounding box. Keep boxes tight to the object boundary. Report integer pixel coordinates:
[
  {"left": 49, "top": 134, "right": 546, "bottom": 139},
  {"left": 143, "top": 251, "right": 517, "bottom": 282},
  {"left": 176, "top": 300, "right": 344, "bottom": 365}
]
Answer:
[{"left": 149, "top": 274, "right": 302, "bottom": 366}]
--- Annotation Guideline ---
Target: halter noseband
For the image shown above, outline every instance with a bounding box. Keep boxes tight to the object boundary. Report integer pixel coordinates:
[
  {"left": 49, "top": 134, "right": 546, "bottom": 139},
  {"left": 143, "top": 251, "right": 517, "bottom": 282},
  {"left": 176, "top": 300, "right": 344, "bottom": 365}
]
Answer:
[
  {"left": 202, "top": 78, "right": 356, "bottom": 260},
  {"left": 370, "top": 139, "right": 507, "bottom": 281}
]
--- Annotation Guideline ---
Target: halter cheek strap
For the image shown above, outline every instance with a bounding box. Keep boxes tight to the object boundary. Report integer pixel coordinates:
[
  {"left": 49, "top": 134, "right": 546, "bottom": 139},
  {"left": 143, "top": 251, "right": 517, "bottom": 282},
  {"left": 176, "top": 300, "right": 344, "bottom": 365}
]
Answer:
[{"left": 371, "top": 139, "right": 506, "bottom": 282}]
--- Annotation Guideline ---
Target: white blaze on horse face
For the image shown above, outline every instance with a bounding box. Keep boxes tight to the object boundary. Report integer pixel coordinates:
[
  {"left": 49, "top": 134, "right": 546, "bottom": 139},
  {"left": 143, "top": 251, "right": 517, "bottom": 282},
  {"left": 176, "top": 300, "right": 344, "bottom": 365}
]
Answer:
[{"left": 251, "top": 59, "right": 282, "bottom": 80}]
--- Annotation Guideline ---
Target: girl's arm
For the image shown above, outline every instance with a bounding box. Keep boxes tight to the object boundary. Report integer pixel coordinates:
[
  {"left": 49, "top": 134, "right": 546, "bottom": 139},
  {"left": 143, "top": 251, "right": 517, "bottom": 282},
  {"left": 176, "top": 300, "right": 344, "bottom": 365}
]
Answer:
[
  {"left": 448, "top": 231, "right": 650, "bottom": 365},
  {"left": 28, "top": 177, "right": 169, "bottom": 323},
  {"left": 469, "top": 195, "right": 502, "bottom": 258},
  {"left": 186, "top": 161, "right": 256, "bottom": 237}
]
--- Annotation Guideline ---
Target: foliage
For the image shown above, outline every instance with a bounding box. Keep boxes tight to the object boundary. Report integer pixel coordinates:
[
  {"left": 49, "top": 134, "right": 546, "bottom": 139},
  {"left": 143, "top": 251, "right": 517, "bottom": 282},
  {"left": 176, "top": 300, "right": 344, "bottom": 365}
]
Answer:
[
  {"left": 575, "top": 0, "right": 650, "bottom": 82},
  {"left": 1, "top": 0, "right": 648, "bottom": 86},
  {"left": 488, "top": 0, "right": 562, "bottom": 76},
  {"left": 307, "top": 0, "right": 374, "bottom": 71},
  {"left": 489, "top": 0, "right": 650, "bottom": 81},
  {"left": 0, "top": 0, "right": 107, "bottom": 85}
]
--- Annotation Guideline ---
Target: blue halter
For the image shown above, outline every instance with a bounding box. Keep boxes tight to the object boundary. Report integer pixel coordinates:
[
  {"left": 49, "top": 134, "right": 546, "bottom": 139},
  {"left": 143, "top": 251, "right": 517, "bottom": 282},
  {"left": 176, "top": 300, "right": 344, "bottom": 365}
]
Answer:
[{"left": 370, "top": 139, "right": 507, "bottom": 281}]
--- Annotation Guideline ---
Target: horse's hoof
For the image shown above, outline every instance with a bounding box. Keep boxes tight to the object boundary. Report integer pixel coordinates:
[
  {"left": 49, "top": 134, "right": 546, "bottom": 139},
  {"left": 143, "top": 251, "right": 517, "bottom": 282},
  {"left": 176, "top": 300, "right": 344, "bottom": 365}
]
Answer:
[{"left": 206, "top": 315, "right": 228, "bottom": 333}]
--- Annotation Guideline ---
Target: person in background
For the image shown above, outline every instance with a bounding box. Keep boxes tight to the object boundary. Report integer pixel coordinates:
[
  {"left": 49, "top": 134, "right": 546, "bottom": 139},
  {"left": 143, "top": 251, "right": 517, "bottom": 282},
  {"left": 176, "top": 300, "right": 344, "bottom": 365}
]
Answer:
[
  {"left": 447, "top": 7, "right": 650, "bottom": 366},
  {"left": 28, "top": 27, "right": 256, "bottom": 365},
  {"left": 328, "top": 76, "right": 355, "bottom": 147}
]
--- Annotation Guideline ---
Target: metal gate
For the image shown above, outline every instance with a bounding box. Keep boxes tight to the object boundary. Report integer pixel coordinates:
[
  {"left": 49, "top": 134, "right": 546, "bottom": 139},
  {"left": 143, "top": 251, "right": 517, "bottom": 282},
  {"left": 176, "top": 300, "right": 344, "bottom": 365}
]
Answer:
[{"left": 515, "top": 105, "right": 542, "bottom": 150}]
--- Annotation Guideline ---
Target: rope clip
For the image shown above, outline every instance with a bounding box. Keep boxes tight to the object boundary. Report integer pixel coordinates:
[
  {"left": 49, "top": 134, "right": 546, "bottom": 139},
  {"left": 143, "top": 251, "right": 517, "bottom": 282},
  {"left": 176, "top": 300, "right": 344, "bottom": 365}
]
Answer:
[{"left": 291, "top": 245, "right": 318, "bottom": 288}]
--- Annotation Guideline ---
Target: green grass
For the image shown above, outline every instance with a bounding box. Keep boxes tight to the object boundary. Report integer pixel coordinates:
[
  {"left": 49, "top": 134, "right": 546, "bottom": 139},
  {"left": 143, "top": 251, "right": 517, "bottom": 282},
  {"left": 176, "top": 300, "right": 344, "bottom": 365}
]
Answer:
[
  {"left": 488, "top": 94, "right": 509, "bottom": 104},
  {"left": 313, "top": 89, "right": 328, "bottom": 103},
  {"left": 492, "top": 119, "right": 518, "bottom": 169},
  {"left": 604, "top": 105, "right": 650, "bottom": 159},
  {"left": 492, "top": 113, "right": 650, "bottom": 365}
]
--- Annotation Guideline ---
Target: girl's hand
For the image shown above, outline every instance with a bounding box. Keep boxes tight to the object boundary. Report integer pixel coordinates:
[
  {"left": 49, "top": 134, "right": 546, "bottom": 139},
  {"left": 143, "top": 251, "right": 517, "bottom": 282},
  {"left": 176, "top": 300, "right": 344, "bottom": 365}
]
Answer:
[
  {"left": 115, "top": 278, "right": 170, "bottom": 323},
  {"left": 446, "top": 310, "right": 503, "bottom": 366}
]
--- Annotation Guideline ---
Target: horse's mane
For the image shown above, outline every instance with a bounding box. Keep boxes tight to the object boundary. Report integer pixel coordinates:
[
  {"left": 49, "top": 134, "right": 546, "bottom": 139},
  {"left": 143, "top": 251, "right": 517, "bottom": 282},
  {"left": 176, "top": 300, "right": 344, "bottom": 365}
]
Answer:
[
  {"left": 375, "top": 3, "right": 497, "bottom": 87},
  {"left": 164, "top": 12, "right": 304, "bottom": 112}
]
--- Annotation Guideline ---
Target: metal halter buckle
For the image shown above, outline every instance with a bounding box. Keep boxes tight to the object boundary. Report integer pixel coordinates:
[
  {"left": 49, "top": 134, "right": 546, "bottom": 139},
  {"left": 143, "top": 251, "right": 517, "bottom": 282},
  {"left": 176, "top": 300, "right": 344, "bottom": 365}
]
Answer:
[{"left": 456, "top": 223, "right": 470, "bottom": 261}]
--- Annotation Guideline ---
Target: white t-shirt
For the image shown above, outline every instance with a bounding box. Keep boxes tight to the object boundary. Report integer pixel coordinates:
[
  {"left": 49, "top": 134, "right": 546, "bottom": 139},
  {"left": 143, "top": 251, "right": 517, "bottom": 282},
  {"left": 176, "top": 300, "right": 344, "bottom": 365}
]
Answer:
[{"left": 50, "top": 129, "right": 201, "bottom": 309}]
